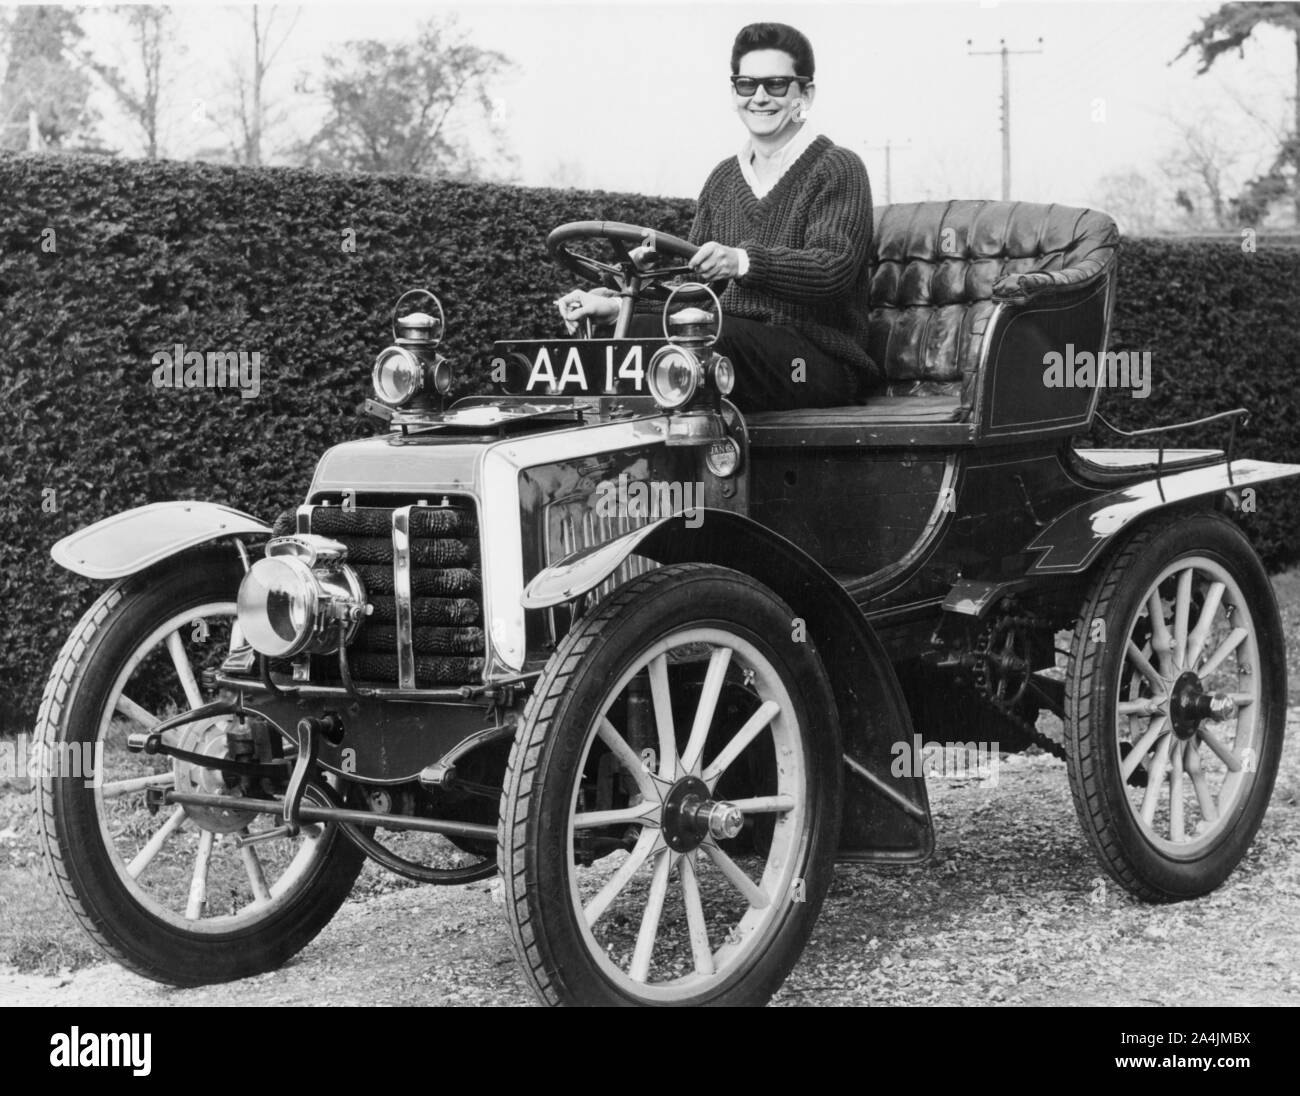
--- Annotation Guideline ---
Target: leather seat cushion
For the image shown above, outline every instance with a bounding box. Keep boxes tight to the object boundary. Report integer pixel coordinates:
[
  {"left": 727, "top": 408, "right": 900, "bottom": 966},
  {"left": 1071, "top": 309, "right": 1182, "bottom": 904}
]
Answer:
[{"left": 866, "top": 200, "right": 1119, "bottom": 408}]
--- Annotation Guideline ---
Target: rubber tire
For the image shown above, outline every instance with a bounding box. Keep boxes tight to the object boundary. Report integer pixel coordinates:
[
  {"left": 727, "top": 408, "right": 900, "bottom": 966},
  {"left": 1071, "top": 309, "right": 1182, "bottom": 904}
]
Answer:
[
  {"left": 35, "top": 551, "right": 365, "bottom": 985},
  {"left": 1064, "top": 513, "right": 1286, "bottom": 902},
  {"left": 498, "top": 563, "right": 843, "bottom": 1006}
]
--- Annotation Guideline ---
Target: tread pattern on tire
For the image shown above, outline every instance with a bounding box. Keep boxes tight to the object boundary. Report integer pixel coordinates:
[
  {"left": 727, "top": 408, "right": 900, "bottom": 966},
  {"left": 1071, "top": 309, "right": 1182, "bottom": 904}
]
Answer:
[
  {"left": 498, "top": 563, "right": 762, "bottom": 1006},
  {"left": 1063, "top": 511, "right": 1278, "bottom": 903},
  {"left": 1064, "top": 522, "right": 1165, "bottom": 901},
  {"left": 33, "top": 582, "right": 156, "bottom": 973}
]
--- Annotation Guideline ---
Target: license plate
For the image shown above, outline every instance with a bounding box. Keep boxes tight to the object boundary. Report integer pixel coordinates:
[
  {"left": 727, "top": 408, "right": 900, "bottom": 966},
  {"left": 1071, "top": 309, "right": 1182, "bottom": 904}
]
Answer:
[{"left": 492, "top": 339, "right": 669, "bottom": 397}]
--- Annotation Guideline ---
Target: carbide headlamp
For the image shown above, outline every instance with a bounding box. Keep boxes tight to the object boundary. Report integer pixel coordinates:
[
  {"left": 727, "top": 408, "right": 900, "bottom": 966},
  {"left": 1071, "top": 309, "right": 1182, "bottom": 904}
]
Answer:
[
  {"left": 372, "top": 346, "right": 424, "bottom": 406},
  {"left": 647, "top": 345, "right": 702, "bottom": 409},
  {"left": 710, "top": 355, "right": 735, "bottom": 396},
  {"left": 652, "top": 282, "right": 733, "bottom": 413},
  {"left": 237, "top": 535, "right": 369, "bottom": 659},
  {"left": 371, "top": 289, "right": 451, "bottom": 407}
]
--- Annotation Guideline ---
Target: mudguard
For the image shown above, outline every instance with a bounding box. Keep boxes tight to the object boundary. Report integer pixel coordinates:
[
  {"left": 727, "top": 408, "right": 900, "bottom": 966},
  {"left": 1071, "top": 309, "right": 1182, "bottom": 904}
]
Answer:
[
  {"left": 1027, "top": 458, "right": 1300, "bottom": 574},
  {"left": 524, "top": 510, "right": 934, "bottom": 863},
  {"left": 50, "top": 501, "right": 270, "bottom": 580}
]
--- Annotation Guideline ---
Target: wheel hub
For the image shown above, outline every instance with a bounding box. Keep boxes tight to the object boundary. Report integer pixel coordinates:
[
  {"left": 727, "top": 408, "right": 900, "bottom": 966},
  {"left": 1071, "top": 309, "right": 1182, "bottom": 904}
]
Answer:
[
  {"left": 1168, "top": 671, "right": 1236, "bottom": 740},
  {"left": 660, "top": 775, "right": 744, "bottom": 853},
  {"left": 173, "top": 719, "right": 259, "bottom": 833}
]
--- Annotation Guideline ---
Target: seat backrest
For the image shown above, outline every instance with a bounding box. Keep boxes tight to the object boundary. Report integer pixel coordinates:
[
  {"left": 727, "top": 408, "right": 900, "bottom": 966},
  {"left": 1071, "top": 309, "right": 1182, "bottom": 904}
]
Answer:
[{"left": 867, "top": 200, "right": 1118, "bottom": 403}]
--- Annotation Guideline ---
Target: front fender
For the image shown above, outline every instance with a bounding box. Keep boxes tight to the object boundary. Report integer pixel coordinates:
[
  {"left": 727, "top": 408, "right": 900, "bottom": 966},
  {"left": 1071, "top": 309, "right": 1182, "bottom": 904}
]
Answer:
[
  {"left": 50, "top": 501, "right": 271, "bottom": 580},
  {"left": 526, "top": 510, "right": 933, "bottom": 863}
]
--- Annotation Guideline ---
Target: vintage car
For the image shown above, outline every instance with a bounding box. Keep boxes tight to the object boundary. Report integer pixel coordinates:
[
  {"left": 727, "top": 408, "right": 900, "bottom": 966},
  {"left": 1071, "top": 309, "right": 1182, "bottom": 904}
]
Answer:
[{"left": 35, "top": 199, "right": 1299, "bottom": 1007}]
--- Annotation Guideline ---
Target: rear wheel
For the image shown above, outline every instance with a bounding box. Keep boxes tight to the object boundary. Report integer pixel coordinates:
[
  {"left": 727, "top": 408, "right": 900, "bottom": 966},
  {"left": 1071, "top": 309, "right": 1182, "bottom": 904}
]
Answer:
[
  {"left": 35, "top": 552, "right": 364, "bottom": 985},
  {"left": 1064, "top": 514, "right": 1285, "bottom": 901},
  {"left": 499, "top": 564, "right": 842, "bottom": 1006}
]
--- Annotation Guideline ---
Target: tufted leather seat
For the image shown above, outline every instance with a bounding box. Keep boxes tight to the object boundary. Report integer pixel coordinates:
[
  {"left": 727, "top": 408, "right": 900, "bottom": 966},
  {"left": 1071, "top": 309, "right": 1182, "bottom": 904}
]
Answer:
[{"left": 866, "top": 200, "right": 1120, "bottom": 414}]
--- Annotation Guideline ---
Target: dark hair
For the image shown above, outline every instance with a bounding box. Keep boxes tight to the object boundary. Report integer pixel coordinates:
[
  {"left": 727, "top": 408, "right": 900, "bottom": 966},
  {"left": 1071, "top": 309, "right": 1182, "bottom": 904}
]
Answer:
[{"left": 730, "top": 23, "right": 815, "bottom": 79}]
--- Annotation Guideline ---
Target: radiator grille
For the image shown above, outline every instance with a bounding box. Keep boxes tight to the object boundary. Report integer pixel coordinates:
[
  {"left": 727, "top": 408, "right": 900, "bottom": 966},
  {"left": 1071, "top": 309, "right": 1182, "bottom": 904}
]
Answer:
[
  {"left": 273, "top": 502, "right": 485, "bottom": 686},
  {"left": 545, "top": 504, "right": 656, "bottom": 646}
]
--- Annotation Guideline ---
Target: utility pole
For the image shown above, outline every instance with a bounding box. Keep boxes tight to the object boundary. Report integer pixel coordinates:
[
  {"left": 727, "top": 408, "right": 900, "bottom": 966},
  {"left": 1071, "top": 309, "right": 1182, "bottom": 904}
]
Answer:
[
  {"left": 864, "top": 138, "right": 911, "bottom": 204},
  {"left": 966, "top": 37, "right": 1043, "bottom": 200}
]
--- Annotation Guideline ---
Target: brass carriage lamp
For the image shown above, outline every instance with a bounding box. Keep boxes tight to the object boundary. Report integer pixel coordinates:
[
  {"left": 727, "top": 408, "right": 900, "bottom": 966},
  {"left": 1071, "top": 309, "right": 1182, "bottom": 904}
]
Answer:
[
  {"left": 237, "top": 535, "right": 370, "bottom": 659},
  {"left": 371, "top": 288, "right": 453, "bottom": 408},
  {"left": 647, "top": 284, "right": 734, "bottom": 447}
]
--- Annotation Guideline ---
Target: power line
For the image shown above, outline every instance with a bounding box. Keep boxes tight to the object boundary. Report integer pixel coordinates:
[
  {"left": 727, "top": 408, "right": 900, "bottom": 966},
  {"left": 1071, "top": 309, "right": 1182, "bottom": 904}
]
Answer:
[
  {"left": 967, "top": 37, "right": 1044, "bottom": 199},
  {"left": 864, "top": 137, "right": 911, "bottom": 204}
]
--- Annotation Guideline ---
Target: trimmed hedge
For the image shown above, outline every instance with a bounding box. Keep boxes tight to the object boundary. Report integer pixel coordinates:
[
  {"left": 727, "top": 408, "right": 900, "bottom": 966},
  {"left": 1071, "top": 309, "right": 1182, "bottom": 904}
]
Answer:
[
  {"left": 1091, "top": 235, "right": 1300, "bottom": 563},
  {"left": 0, "top": 154, "right": 694, "bottom": 730},
  {"left": 1, "top": 154, "right": 1297, "bottom": 729}
]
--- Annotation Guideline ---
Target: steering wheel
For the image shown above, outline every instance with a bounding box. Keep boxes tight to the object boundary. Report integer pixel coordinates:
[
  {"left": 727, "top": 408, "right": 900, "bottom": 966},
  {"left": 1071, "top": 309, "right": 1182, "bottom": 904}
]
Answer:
[{"left": 546, "top": 221, "right": 727, "bottom": 301}]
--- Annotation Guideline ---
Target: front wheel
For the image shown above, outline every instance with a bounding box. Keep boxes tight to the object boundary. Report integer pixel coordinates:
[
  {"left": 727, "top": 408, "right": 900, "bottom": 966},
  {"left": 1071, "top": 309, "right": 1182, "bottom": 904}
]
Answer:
[
  {"left": 35, "top": 551, "right": 364, "bottom": 985},
  {"left": 499, "top": 564, "right": 842, "bottom": 1006},
  {"left": 1064, "top": 513, "right": 1286, "bottom": 901}
]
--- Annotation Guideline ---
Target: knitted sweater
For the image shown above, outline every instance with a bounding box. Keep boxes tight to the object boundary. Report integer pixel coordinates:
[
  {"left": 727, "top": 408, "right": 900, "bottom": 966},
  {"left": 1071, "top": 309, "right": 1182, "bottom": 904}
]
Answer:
[{"left": 689, "top": 135, "right": 878, "bottom": 384}]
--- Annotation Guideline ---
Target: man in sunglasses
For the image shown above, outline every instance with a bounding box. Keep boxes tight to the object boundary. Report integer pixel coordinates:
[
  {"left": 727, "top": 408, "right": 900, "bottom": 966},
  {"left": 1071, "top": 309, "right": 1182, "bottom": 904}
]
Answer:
[{"left": 556, "top": 22, "right": 876, "bottom": 411}]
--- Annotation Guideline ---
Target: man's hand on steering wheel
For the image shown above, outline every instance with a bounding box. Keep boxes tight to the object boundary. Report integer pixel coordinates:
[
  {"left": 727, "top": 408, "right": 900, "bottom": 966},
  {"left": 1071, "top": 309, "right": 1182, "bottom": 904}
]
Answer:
[
  {"left": 547, "top": 222, "right": 729, "bottom": 302},
  {"left": 555, "top": 287, "right": 619, "bottom": 328},
  {"left": 689, "top": 242, "right": 744, "bottom": 282}
]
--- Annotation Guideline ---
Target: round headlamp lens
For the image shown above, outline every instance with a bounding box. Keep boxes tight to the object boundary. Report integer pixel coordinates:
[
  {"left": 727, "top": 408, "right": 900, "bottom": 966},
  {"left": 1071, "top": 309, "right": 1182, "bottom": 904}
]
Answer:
[
  {"left": 237, "top": 557, "right": 318, "bottom": 658},
  {"left": 372, "top": 347, "right": 423, "bottom": 406},
  {"left": 647, "top": 347, "right": 700, "bottom": 409},
  {"left": 431, "top": 355, "right": 452, "bottom": 395},
  {"left": 711, "top": 354, "right": 735, "bottom": 396}
]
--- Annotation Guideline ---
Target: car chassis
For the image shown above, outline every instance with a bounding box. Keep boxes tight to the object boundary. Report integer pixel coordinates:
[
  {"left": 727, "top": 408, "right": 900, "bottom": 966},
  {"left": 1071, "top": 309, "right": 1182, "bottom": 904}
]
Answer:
[{"left": 36, "top": 203, "right": 1300, "bottom": 1006}]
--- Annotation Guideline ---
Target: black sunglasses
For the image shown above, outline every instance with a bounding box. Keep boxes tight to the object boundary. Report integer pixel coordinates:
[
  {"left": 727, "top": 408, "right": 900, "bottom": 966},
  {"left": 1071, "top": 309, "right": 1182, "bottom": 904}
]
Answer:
[{"left": 729, "top": 75, "right": 811, "bottom": 97}]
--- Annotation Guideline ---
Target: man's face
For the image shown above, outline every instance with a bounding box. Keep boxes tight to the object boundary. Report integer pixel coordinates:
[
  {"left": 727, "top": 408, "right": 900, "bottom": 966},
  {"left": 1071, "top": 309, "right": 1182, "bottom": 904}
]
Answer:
[{"left": 733, "top": 48, "right": 814, "bottom": 141}]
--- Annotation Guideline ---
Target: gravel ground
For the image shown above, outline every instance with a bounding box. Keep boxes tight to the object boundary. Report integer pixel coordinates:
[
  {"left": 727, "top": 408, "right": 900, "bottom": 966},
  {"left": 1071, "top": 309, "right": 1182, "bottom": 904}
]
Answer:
[
  {"left": 4, "top": 711, "right": 1297, "bottom": 1008},
  {"left": 6, "top": 570, "right": 1299, "bottom": 1007}
]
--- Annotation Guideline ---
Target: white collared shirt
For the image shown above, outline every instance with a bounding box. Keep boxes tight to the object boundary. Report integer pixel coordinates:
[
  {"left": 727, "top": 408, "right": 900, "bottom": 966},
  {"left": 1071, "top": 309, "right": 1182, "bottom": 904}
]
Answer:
[
  {"left": 733, "top": 123, "right": 821, "bottom": 277},
  {"left": 737, "top": 122, "right": 822, "bottom": 200}
]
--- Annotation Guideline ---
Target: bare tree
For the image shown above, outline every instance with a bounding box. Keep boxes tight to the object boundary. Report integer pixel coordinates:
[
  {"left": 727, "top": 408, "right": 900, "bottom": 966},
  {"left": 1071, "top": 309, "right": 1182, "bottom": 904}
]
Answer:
[
  {"left": 1175, "top": 3, "right": 1300, "bottom": 224},
  {"left": 1095, "top": 170, "right": 1163, "bottom": 235},
  {"left": 72, "top": 6, "right": 181, "bottom": 160},
  {"left": 1156, "top": 111, "right": 1256, "bottom": 230},
  {"left": 297, "top": 16, "right": 511, "bottom": 177},
  {"left": 219, "top": 4, "right": 300, "bottom": 166}
]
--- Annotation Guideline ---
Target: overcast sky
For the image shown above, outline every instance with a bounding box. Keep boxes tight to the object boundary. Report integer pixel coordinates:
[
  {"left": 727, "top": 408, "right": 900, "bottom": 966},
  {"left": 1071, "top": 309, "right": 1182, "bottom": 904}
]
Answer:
[{"left": 65, "top": 0, "right": 1298, "bottom": 212}]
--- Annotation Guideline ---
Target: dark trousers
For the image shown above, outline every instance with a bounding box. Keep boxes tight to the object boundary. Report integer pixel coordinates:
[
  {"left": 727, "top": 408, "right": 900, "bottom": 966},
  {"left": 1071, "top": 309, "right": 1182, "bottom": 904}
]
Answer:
[{"left": 626, "top": 314, "right": 856, "bottom": 413}]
